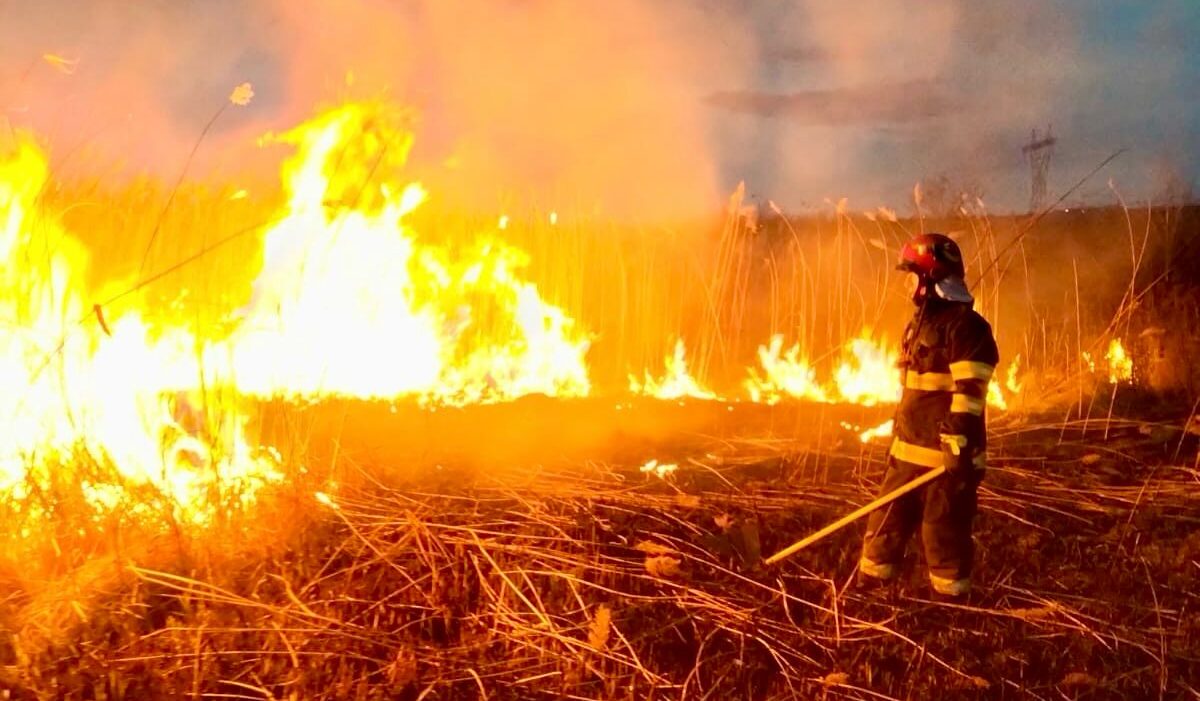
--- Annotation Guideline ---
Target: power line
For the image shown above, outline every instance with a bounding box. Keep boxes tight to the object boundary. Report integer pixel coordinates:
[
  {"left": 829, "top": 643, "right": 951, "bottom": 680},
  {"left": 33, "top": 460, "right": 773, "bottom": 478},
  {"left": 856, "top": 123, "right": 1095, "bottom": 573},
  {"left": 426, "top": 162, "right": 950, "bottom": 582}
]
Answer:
[{"left": 1022, "top": 126, "right": 1057, "bottom": 212}]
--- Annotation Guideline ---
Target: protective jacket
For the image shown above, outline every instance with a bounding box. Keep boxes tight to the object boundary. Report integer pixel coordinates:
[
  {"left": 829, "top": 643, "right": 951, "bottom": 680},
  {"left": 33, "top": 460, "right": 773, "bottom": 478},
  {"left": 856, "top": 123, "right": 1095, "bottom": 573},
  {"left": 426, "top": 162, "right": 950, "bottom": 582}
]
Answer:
[
  {"left": 892, "top": 298, "right": 999, "bottom": 470},
  {"left": 861, "top": 296, "right": 999, "bottom": 593}
]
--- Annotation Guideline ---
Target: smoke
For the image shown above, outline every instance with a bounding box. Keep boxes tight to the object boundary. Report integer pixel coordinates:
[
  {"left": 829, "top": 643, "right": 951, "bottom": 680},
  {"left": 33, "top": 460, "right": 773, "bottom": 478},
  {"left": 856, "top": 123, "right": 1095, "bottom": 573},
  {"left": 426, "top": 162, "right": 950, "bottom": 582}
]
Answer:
[
  {"left": 709, "top": 1, "right": 1083, "bottom": 210},
  {"left": 0, "top": 0, "right": 1194, "bottom": 217},
  {"left": 710, "top": 0, "right": 1197, "bottom": 211},
  {"left": 0, "top": 0, "right": 753, "bottom": 221}
]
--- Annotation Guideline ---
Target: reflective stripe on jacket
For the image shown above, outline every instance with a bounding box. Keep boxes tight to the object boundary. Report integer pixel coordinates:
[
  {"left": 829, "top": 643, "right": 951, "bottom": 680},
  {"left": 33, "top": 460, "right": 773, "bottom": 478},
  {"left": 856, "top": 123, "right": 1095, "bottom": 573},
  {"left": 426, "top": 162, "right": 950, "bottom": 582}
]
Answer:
[{"left": 892, "top": 299, "right": 999, "bottom": 462}]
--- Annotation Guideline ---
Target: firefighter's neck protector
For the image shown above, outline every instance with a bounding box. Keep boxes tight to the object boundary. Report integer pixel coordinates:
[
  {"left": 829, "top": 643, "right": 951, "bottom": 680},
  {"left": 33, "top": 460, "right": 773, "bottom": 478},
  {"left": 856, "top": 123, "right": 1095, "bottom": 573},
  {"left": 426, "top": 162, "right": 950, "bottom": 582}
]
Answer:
[{"left": 914, "top": 275, "right": 974, "bottom": 305}]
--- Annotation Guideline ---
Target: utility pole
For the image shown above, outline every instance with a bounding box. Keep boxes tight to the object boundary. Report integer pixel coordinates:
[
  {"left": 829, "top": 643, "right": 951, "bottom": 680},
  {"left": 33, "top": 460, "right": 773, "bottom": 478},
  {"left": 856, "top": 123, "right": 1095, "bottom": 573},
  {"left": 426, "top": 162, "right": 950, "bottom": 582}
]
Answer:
[{"left": 1022, "top": 126, "right": 1056, "bottom": 212}]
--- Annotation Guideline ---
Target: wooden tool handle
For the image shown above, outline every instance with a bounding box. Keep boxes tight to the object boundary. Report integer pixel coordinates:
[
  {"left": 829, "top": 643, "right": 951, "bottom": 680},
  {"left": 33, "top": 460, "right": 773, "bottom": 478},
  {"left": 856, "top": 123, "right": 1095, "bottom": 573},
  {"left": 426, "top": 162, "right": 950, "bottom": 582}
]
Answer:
[{"left": 764, "top": 466, "right": 947, "bottom": 566}]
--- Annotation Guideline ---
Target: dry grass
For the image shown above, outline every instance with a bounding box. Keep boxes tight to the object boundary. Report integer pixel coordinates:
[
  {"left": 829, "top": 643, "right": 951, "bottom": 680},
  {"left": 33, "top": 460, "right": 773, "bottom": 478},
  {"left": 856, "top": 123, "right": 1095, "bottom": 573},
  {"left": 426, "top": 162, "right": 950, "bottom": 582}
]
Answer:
[
  {"left": 27, "top": 113, "right": 1194, "bottom": 401},
  {"left": 4, "top": 118, "right": 1198, "bottom": 699},
  {"left": 3, "top": 401, "right": 1197, "bottom": 700}
]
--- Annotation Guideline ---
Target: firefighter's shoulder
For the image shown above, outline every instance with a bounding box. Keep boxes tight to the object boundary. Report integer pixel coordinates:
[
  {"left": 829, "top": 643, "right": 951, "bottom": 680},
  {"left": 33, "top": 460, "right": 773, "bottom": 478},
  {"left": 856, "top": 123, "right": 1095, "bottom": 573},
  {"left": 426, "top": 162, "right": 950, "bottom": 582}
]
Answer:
[
  {"left": 949, "top": 306, "right": 999, "bottom": 362},
  {"left": 950, "top": 305, "right": 994, "bottom": 337}
]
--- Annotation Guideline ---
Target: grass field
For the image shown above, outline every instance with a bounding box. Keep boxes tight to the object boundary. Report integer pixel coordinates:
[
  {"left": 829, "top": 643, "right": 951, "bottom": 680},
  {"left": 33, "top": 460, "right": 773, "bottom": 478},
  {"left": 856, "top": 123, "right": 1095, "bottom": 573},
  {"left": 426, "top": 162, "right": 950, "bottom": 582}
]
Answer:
[{"left": 2, "top": 104, "right": 1199, "bottom": 699}]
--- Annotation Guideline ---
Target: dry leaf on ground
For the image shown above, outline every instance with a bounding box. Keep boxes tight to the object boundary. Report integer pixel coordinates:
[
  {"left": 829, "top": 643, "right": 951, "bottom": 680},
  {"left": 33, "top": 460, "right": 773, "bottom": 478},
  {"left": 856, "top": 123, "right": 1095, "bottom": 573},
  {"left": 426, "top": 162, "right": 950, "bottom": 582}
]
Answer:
[
  {"left": 634, "top": 540, "right": 675, "bottom": 555},
  {"left": 588, "top": 604, "right": 611, "bottom": 651},
  {"left": 644, "top": 555, "right": 682, "bottom": 578}
]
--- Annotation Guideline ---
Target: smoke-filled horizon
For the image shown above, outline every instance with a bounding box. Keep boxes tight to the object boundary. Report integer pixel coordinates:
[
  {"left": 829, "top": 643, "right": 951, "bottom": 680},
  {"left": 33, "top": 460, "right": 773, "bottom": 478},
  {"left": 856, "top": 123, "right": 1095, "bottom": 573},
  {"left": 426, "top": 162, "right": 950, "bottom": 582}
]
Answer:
[{"left": 1, "top": 0, "right": 1196, "bottom": 219}]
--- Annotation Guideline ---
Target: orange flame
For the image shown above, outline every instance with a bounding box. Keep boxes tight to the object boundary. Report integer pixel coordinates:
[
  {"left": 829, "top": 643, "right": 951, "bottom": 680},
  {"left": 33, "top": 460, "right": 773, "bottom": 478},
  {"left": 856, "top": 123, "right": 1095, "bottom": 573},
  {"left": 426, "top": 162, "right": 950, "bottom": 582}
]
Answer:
[
  {"left": 230, "top": 104, "right": 591, "bottom": 406},
  {"left": 841, "top": 419, "right": 895, "bottom": 443},
  {"left": 630, "top": 339, "right": 717, "bottom": 401},
  {"left": 1083, "top": 339, "right": 1132, "bottom": 384},
  {"left": 745, "top": 332, "right": 900, "bottom": 405},
  {"left": 833, "top": 335, "right": 901, "bottom": 406},
  {"left": 1, "top": 102, "right": 596, "bottom": 523},
  {"left": 0, "top": 133, "right": 278, "bottom": 524},
  {"left": 744, "top": 335, "right": 828, "bottom": 404},
  {"left": 746, "top": 332, "right": 1015, "bottom": 409},
  {"left": 1104, "top": 339, "right": 1133, "bottom": 383},
  {"left": 2, "top": 99, "right": 1032, "bottom": 530}
]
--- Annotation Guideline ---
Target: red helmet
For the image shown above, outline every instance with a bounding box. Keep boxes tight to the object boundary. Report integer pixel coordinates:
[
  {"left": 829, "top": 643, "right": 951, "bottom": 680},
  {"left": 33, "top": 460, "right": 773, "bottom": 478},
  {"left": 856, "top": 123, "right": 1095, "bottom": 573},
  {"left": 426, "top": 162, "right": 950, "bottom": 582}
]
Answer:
[{"left": 896, "top": 233, "right": 965, "bottom": 282}]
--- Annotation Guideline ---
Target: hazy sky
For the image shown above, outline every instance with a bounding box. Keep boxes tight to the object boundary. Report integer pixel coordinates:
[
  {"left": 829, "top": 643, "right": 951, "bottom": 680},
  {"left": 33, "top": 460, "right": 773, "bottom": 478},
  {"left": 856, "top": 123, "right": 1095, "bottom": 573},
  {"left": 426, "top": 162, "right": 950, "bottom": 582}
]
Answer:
[
  {"left": 1, "top": 0, "right": 1196, "bottom": 217},
  {"left": 709, "top": 0, "right": 1199, "bottom": 212}
]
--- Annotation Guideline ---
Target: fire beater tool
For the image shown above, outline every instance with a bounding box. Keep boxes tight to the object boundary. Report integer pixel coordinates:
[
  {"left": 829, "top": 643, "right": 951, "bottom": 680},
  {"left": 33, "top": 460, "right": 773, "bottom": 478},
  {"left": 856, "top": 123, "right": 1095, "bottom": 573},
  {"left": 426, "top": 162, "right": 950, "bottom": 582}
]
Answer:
[{"left": 763, "top": 466, "right": 946, "bottom": 566}]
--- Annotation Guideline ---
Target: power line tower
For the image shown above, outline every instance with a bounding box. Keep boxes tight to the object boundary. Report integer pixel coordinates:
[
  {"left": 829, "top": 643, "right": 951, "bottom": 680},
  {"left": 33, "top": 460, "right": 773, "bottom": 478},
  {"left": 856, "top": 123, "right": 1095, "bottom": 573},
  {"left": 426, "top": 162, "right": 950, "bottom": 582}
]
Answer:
[{"left": 1022, "top": 126, "right": 1056, "bottom": 212}]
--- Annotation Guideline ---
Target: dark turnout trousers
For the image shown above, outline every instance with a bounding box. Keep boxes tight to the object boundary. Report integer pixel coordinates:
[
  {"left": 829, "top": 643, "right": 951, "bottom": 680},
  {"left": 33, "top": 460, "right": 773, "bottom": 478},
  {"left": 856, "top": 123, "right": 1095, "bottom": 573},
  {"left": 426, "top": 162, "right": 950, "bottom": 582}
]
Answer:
[{"left": 860, "top": 456, "right": 982, "bottom": 593}]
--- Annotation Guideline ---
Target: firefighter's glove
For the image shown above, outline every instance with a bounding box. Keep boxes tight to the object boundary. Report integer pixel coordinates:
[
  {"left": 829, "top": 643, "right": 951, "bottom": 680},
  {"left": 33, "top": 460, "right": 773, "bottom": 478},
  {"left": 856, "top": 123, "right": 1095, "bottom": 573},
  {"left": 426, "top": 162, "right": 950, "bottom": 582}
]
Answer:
[{"left": 938, "top": 433, "right": 973, "bottom": 475}]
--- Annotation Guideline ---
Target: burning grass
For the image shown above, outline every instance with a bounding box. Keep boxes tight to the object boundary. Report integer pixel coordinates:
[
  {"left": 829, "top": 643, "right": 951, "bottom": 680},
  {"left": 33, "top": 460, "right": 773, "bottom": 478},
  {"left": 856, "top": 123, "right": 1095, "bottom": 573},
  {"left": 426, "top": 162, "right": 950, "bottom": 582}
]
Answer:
[
  {"left": 2, "top": 400, "right": 1198, "bottom": 700},
  {"left": 2, "top": 94, "right": 1199, "bottom": 698}
]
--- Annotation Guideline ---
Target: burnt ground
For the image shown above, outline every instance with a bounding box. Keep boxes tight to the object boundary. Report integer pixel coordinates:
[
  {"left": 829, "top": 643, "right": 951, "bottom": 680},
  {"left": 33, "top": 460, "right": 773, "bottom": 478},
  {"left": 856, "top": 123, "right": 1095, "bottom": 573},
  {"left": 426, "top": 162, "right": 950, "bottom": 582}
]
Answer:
[{"left": 2, "top": 397, "right": 1199, "bottom": 700}]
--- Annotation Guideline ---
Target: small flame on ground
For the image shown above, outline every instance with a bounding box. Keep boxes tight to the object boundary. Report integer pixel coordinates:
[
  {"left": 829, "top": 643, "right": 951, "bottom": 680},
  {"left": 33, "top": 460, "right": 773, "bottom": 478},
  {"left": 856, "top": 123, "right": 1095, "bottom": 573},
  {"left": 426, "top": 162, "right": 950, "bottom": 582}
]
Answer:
[
  {"left": 639, "top": 459, "right": 677, "bottom": 479},
  {"left": 839, "top": 419, "right": 895, "bottom": 443},
  {"left": 1083, "top": 339, "right": 1132, "bottom": 384},
  {"left": 745, "top": 333, "right": 900, "bottom": 405},
  {"left": 988, "top": 354, "right": 1024, "bottom": 410},
  {"left": 988, "top": 381, "right": 1008, "bottom": 410},
  {"left": 630, "top": 339, "right": 717, "bottom": 401},
  {"left": 1104, "top": 339, "right": 1133, "bottom": 383},
  {"left": 834, "top": 335, "right": 901, "bottom": 406},
  {"left": 744, "top": 336, "right": 827, "bottom": 404},
  {"left": 748, "top": 333, "right": 1016, "bottom": 409},
  {"left": 1006, "top": 354, "right": 1024, "bottom": 394}
]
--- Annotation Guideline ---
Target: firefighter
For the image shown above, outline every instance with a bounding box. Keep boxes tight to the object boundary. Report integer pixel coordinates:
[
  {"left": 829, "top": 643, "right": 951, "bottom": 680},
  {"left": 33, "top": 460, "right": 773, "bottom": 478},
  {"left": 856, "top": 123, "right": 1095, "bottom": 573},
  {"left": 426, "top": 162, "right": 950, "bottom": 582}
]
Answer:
[{"left": 859, "top": 233, "right": 999, "bottom": 597}]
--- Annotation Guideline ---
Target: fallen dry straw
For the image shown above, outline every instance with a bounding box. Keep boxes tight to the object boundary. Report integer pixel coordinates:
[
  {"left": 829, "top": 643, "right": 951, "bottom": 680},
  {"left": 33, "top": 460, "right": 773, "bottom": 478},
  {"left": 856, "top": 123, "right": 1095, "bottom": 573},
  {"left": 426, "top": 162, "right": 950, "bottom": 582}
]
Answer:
[{"left": 5, "top": 412, "right": 1199, "bottom": 700}]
